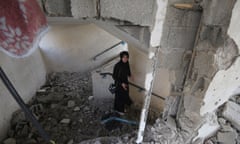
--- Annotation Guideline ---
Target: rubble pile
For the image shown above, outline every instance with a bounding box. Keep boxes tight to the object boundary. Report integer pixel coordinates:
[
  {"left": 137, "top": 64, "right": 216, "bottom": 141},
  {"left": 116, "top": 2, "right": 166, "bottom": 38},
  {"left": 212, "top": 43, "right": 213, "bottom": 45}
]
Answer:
[
  {"left": 206, "top": 95, "right": 240, "bottom": 144},
  {"left": 2, "top": 72, "right": 137, "bottom": 144}
]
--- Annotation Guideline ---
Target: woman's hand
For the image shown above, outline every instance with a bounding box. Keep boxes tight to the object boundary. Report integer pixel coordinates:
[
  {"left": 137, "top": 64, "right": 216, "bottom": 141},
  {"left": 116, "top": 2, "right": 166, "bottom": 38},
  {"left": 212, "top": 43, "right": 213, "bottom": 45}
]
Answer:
[{"left": 121, "top": 83, "right": 128, "bottom": 91}]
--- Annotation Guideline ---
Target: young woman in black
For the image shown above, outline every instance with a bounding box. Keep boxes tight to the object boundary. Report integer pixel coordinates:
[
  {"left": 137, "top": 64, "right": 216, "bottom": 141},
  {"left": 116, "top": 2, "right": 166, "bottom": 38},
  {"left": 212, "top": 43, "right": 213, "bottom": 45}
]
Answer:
[{"left": 112, "top": 51, "right": 133, "bottom": 115}]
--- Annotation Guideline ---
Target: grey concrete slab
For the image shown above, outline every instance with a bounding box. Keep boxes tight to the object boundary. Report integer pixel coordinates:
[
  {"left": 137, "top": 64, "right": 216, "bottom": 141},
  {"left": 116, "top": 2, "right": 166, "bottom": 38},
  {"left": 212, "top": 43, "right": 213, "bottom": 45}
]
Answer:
[
  {"left": 45, "top": 0, "right": 72, "bottom": 16},
  {"left": 100, "top": 0, "right": 156, "bottom": 26},
  {"left": 223, "top": 101, "right": 240, "bottom": 131},
  {"left": 202, "top": 0, "right": 236, "bottom": 26},
  {"left": 71, "top": 0, "right": 97, "bottom": 18}
]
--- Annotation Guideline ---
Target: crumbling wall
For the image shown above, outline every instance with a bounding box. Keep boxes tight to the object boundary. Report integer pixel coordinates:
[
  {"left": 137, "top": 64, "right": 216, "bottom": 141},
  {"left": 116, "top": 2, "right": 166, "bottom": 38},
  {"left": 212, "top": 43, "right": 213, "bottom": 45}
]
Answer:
[
  {"left": 0, "top": 49, "right": 46, "bottom": 141},
  {"left": 177, "top": 0, "right": 238, "bottom": 142},
  {"left": 159, "top": 0, "right": 201, "bottom": 94}
]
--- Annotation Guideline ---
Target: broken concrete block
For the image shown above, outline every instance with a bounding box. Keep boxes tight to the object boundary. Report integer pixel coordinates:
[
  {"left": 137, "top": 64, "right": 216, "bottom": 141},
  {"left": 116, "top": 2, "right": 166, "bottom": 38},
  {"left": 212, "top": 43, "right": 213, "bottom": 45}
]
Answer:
[
  {"left": 88, "top": 96, "right": 94, "bottom": 101},
  {"left": 223, "top": 101, "right": 240, "bottom": 131},
  {"left": 60, "top": 118, "right": 71, "bottom": 124},
  {"left": 73, "top": 106, "right": 80, "bottom": 111},
  {"left": 166, "top": 116, "right": 177, "bottom": 131},
  {"left": 51, "top": 104, "right": 58, "bottom": 109},
  {"left": 78, "top": 119, "right": 83, "bottom": 123},
  {"left": 68, "top": 100, "right": 75, "bottom": 108},
  {"left": 67, "top": 139, "right": 74, "bottom": 144},
  {"left": 25, "top": 139, "right": 37, "bottom": 144},
  {"left": 71, "top": 0, "right": 97, "bottom": 18},
  {"left": 3, "top": 138, "right": 16, "bottom": 144},
  {"left": 11, "top": 110, "right": 26, "bottom": 126},
  {"left": 100, "top": 0, "right": 156, "bottom": 26},
  {"left": 30, "top": 104, "right": 44, "bottom": 119},
  {"left": 45, "top": 0, "right": 72, "bottom": 16},
  {"left": 217, "top": 131, "right": 237, "bottom": 144}
]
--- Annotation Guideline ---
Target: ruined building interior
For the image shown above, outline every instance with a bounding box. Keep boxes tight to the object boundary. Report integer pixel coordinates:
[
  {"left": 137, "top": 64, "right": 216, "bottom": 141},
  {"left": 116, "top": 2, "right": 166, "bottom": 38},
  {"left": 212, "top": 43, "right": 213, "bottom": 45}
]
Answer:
[{"left": 0, "top": 0, "right": 240, "bottom": 144}]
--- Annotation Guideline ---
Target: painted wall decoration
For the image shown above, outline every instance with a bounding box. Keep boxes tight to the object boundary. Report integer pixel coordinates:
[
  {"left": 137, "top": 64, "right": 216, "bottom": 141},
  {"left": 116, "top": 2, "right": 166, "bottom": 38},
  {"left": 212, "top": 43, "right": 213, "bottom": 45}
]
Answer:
[{"left": 0, "top": 0, "right": 48, "bottom": 57}]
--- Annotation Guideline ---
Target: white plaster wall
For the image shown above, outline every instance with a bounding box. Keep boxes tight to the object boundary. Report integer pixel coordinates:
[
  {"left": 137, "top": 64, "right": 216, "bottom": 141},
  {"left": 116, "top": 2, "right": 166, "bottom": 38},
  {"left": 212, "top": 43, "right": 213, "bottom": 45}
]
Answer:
[
  {"left": 200, "top": 0, "right": 240, "bottom": 115},
  {"left": 39, "top": 24, "right": 125, "bottom": 73},
  {"left": 0, "top": 49, "right": 46, "bottom": 140}
]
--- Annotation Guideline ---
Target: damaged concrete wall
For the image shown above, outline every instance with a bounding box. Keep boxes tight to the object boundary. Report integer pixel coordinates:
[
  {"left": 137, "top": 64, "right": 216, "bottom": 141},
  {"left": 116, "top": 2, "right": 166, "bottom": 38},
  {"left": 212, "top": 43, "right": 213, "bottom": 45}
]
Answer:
[
  {"left": 39, "top": 24, "right": 126, "bottom": 73},
  {"left": 201, "top": 0, "right": 240, "bottom": 115},
  {"left": 175, "top": 0, "right": 238, "bottom": 142},
  {"left": 0, "top": 49, "right": 46, "bottom": 140},
  {"left": 70, "top": 0, "right": 157, "bottom": 27},
  {"left": 159, "top": 0, "right": 201, "bottom": 94}
]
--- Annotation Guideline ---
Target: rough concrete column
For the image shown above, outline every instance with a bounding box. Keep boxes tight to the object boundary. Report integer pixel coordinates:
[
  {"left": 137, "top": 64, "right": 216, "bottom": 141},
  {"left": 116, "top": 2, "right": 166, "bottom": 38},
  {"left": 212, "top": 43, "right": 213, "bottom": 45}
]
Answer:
[
  {"left": 100, "top": 0, "right": 156, "bottom": 26},
  {"left": 71, "top": 0, "right": 97, "bottom": 18}
]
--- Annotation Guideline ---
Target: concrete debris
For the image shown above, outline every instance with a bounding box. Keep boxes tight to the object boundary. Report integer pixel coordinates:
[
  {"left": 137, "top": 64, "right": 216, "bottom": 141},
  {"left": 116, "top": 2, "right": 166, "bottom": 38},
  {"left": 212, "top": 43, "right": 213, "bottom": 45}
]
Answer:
[
  {"left": 207, "top": 98, "right": 240, "bottom": 143},
  {"left": 3, "top": 138, "right": 16, "bottom": 144},
  {"left": 71, "top": 0, "right": 97, "bottom": 18},
  {"left": 166, "top": 116, "right": 177, "bottom": 131},
  {"left": 100, "top": 0, "right": 156, "bottom": 26},
  {"left": 143, "top": 118, "right": 187, "bottom": 144},
  {"left": 60, "top": 118, "right": 71, "bottom": 124},
  {"left": 88, "top": 96, "right": 94, "bottom": 101},
  {"left": 73, "top": 106, "right": 80, "bottom": 111},
  {"left": 44, "top": 0, "right": 72, "bottom": 16},
  {"left": 222, "top": 101, "right": 240, "bottom": 131},
  {"left": 30, "top": 104, "right": 44, "bottom": 120},
  {"left": 11, "top": 110, "right": 26, "bottom": 126},
  {"left": 67, "top": 139, "right": 74, "bottom": 144},
  {"left": 162, "top": 95, "right": 181, "bottom": 120},
  {"left": 67, "top": 100, "right": 75, "bottom": 108},
  {"left": 217, "top": 131, "right": 237, "bottom": 144},
  {"left": 2, "top": 72, "right": 137, "bottom": 144}
]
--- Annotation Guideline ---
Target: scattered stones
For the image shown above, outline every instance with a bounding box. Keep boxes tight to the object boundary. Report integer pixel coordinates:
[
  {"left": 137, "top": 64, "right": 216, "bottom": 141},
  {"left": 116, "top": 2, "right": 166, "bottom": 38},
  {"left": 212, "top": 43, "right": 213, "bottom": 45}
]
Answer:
[
  {"left": 51, "top": 104, "right": 58, "bottom": 109},
  {"left": 60, "top": 118, "right": 71, "bottom": 124},
  {"left": 223, "top": 101, "right": 240, "bottom": 131},
  {"left": 67, "top": 100, "right": 75, "bottom": 108},
  {"left": 67, "top": 139, "right": 74, "bottom": 144},
  {"left": 79, "top": 119, "right": 83, "bottom": 123},
  {"left": 73, "top": 106, "right": 80, "bottom": 111},
  {"left": 3, "top": 72, "right": 137, "bottom": 144},
  {"left": 217, "top": 131, "right": 237, "bottom": 144},
  {"left": 3, "top": 138, "right": 16, "bottom": 144},
  {"left": 88, "top": 96, "right": 94, "bottom": 101}
]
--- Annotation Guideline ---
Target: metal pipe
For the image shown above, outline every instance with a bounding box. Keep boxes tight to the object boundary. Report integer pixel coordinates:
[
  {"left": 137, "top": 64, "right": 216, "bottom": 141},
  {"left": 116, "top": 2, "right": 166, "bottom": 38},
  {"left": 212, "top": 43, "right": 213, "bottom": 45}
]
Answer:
[
  {"left": 93, "top": 41, "right": 125, "bottom": 60},
  {"left": 99, "top": 72, "right": 165, "bottom": 100},
  {"left": 101, "top": 116, "right": 138, "bottom": 125},
  {"left": 0, "top": 67, "right": 51, "bottom": 143}
]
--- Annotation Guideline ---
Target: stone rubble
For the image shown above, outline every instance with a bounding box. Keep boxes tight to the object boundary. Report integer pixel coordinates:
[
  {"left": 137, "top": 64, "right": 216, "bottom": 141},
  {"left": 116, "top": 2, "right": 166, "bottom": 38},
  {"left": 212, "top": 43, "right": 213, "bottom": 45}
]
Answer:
[
  {"left": 205, "top": 95, "right": 240, "bottom": 144},
  {"left": 1, "top": 72, "right": 138, "bottom": 144},
  {"left": 3, "top": 71, "right": 240, "bottom": 144}
]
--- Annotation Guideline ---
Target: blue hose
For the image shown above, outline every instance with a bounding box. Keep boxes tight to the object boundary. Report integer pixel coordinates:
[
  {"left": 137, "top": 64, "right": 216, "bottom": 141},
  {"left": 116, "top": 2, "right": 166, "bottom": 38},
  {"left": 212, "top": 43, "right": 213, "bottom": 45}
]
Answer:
[{"left": 101, "top": 116, "right": 138, "bottom": 125}]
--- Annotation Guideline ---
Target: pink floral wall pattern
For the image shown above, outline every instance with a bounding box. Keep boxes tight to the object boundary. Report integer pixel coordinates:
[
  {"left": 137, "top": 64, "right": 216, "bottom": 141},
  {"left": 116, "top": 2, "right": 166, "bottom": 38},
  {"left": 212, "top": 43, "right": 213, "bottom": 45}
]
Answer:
[{"left": 0, "top": 0, "right": 48, "bottom": 57}]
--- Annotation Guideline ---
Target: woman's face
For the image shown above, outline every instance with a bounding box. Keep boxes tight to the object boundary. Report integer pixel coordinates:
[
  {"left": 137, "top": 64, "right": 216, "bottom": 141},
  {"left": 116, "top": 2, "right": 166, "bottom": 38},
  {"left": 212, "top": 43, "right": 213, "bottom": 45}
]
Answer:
[{"left": 122, "top": 55, "right": 129, "bottom": 63}]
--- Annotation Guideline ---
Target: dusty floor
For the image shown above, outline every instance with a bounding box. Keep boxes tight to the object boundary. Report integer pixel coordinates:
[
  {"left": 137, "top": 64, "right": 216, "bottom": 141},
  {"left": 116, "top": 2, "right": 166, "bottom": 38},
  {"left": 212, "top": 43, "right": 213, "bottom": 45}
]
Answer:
[{"left": 3, "top": 72, "right": 143, "bottom": 144}]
